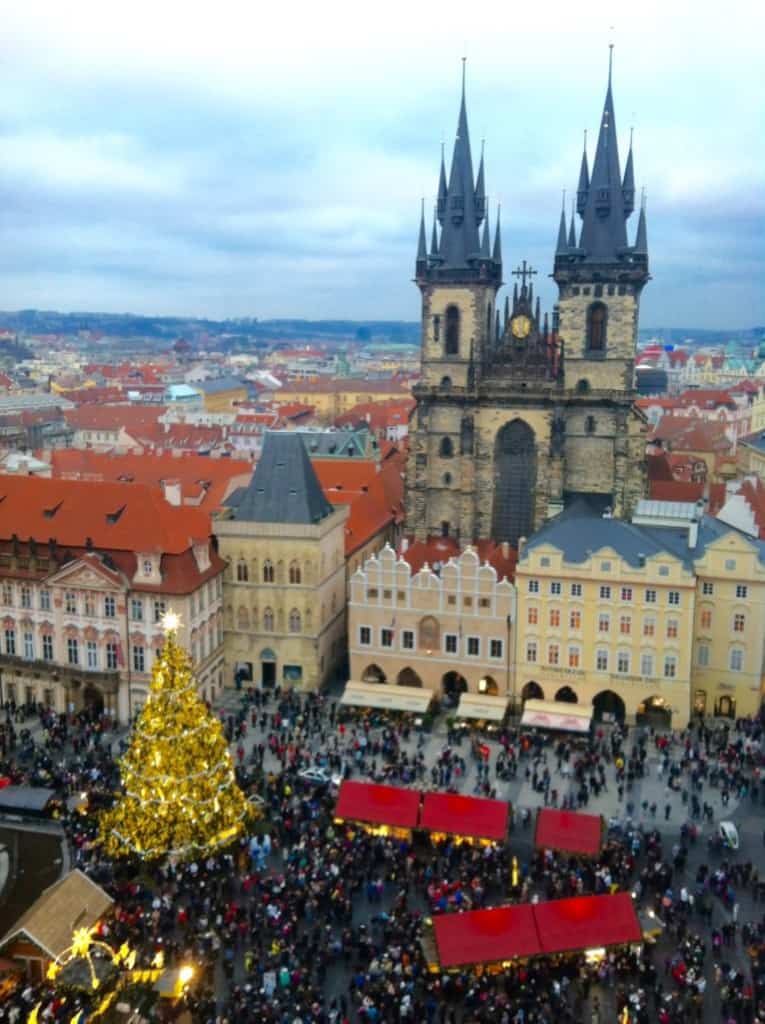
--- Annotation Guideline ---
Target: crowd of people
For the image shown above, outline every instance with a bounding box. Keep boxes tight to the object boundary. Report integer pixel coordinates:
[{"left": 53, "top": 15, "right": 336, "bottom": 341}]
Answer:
[{"left": 0, "top": 690, "right": 762, "bottom": 1022}]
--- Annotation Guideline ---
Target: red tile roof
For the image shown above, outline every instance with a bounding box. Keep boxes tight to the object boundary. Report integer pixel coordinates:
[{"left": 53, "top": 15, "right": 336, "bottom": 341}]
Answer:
[
  {"left": 64, "top": 405, "right": 166, "bottom": 436},
  {"left": 402, "top": 537, "right": 517, "bottom": 582},
  {"left": 277, "top": 378, "right": 410, "bottom": 396},
  {"left": 334, "top": 398, "right": 416, "bottom": 431},
  {"left": 649, "top": 480, "right": 706, "bottom": 502},
  {"left": 44, "top": 450, "right": 252, "bottom": 513},
  {"left": 57, "top": 386, "right": 126, "bottom": 405},
  {"left": 0, "top": 476, "right": 210, "bottom": 554},
  {"left": 649, "top": 415, "right": 731, "bottom": 453}
]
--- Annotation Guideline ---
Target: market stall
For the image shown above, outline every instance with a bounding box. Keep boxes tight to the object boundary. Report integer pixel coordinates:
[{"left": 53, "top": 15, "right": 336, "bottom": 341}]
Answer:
[
  {"left": 534, "top": 893, "right": 642, "bottom": 958},
  {"left": 520, "top": 699, "right": 592, "bottom": 735},
  {"left": 338, "top": 681, "right": 436, "bottom": 729},
  {"left": 334, "top": 780, "right": 421, "bottom": 839},
  {"left": 454, "top": 693, "right": 509, "bottom": 737},
  {"left": 534, "top": 808, "right": 604, "bottom": 858},
  {"left": 431, "top": 904, "right": 541, "bottom": 970},
  {"left": 420, "top": 792, "right": 510, "bottom": 846}
]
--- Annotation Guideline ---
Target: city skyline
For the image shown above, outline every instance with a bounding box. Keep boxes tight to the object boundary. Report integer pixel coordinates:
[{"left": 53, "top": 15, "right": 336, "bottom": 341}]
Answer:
[{"left": 0, "top": 1, "right": 763, "bottom": 329}]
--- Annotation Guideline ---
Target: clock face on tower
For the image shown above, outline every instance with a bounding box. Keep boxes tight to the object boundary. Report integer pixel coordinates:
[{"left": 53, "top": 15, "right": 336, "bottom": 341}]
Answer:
[{"left": 511, "top": 315, "right": 531, "bottom": 340}]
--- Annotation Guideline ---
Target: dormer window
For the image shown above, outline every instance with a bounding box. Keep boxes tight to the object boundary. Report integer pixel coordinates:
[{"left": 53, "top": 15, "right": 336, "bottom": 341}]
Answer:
[{"left": 143, "top": 559, "right": 153, "bottom": 577}]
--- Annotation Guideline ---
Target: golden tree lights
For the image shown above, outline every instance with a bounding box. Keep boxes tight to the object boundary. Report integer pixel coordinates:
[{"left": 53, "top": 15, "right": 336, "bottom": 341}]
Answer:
[{"left": 99, "top": 612, "right": 255, "bottom": 860}]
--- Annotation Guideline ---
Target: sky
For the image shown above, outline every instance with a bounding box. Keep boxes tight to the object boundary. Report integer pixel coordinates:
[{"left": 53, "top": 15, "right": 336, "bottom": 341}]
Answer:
[{"left": 0, "top": 0, "right": 763, "bottom": 330}]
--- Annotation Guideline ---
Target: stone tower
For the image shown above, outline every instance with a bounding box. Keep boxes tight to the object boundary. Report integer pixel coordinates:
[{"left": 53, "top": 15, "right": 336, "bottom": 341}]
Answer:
[
  {"left": 407, "top": 66, "right": 503, "bottom": 542},
  {"left": 406, "top": 57, "right": 648, "bottom": 548},
  {"left": 552, "top": 48, "right": 650, "bottom": 518}
]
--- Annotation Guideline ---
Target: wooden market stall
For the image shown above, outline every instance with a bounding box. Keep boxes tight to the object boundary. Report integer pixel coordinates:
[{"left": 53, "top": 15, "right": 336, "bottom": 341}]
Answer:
[
  {"left": 432, "top": 904, "right": 541, "bottom": 969},
  {"left": 334, "top": 780, "right": 421, "bottom": 839},
  {"left": 534, "top": 808, "right": 604, "bottom": 858},
  {"left": 420, "top": 792, "right": 510, "bottom": 845},
  {"left": 520, "top": 699, "right": 592, "bottom": 735},
  {"left": 454, "top": 694, "right": 509, "bottom": 736},
  {"left": 534, "top": 892, "right": 642, "bottom": 957}
]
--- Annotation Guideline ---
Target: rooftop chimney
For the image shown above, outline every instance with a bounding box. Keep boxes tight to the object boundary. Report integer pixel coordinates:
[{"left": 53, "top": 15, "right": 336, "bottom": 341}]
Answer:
[
  {"left": 602, "top": 506, "right": 613, "bottom": 519},
  {"left": 688, "top": 518, "right": 699, "bottom": 550}
]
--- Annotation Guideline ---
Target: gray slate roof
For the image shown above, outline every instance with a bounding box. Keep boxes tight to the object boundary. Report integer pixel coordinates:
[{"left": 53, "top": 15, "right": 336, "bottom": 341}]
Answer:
[
  {"left": 230, "top": 431, "right": 334, "bottom": 525},
  {"left": 194, "top": 376, "right": 246, "bottom": 394},
  {"left": 522, "top": 505, "right": 765, "bottom": 572}
]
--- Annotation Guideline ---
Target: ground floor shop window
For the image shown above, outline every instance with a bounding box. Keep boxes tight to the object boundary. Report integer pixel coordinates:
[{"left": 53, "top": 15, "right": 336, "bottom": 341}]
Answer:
[{"left": 283, "top": 664, "right": 302, "bottom": 682}]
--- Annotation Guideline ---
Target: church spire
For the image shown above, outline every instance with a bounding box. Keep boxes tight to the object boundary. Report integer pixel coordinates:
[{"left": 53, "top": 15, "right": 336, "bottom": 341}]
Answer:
[
  {"left": 436, "top": 144, "right": 447, "bottom": 224},
  {"left": 577, "top": 47, "right": 630, "bottom": 261},
  {"left": 622, "top": 127, "right": 635, "bottom": 217},
  {"left": 493, "top": 204, "right": 502, "bottom": 265},
  {"left": 576, "top": 131, "right": 589, "bottom": 215},
  {"left": 430, "top": 206, "right": 440, "bottom": 260},
  {"left": 416, "top": 198, "right": 427, "bottom": 267},
  {"left": 480, "top": 207, "right": 491, "bottom": 258},
  {"left": 634, "top": 188, "right": 648, "bottom": 256},
  {"left": 475, "top": 141, "right": 487, "bottom": 226},
  {"left": 437, "top": 60, "right": 481, "bottom": 270},
  {"left": 567, "top": 201, "right": 577, "bottom": 249},
  {"left": 556, "top": 191, "right": 568, "bottom": 254}
]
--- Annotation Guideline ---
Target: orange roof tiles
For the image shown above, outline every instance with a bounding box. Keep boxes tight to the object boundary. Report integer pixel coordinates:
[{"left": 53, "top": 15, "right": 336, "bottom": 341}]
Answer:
[
  {"left": 0, "top": 476, "right": 209, "bottom": 554},
  {"left": 649, "top": 415, "right": 732, "bottom": 453},
  {"left": 44, "top": 450, "right": 252, "bottom": 513},
  {"left": 403, "top": 537, "right": 517, "bottom": 582},
  {"left": 277, "top": 378, "right": 410, "bottom": 396},
  {"left": 64, "top": 404, "right": 166, "bottom": 435}
]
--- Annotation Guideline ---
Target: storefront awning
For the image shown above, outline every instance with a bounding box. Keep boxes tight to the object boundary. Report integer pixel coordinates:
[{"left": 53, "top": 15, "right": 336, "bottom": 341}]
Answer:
[
  {"left": 521, "top": 699, "right": 592, "bottom": 734},
  {"left": 420, "top": 792, "right": 509, "bottom": 842},
  {"left": 534, "top": 893, "right": 642, "bottom": 954},
  {"left": 534, "top": 808, "right": 603, "bottom": 857},
  {"left": 334, "top": 781, "right": 420, "bottom": 829},
  {"left": 456, "top": 693, "right": 509, "bottom": 722},
  {"left": 341, "top": 681, "right": 434, "bottom": 714},
  {"left": 433, "top": 905, "right": 541, "bottom": 968}
]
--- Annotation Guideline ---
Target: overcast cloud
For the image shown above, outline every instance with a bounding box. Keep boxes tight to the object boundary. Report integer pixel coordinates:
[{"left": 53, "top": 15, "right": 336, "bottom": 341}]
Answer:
[{"left": 0, "top": 0, "right": 763, "bottom": 329}]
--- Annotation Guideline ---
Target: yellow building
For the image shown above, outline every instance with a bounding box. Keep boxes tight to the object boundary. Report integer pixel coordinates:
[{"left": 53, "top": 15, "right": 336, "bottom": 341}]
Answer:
[
  {"left": 514, "top": 502, "right": 765, "bottom": 727},
  {"left": 273, "top": 379, "right": 411, "bottom": 422},
  {"left": 195, "top": 376, "right": 249, "bottom": 413},
  {"left": 348, "top": 544, "right": 515, "bottom": 701},
  {"left": 215, "top": 433, "right": 348, "bottom": 690}
]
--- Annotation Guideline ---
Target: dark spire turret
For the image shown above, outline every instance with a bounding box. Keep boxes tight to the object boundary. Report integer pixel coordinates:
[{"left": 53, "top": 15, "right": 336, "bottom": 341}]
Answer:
[
  {"left": 416, "top": 199, "right": 427, "bottom": 269},
  {"left": 576, "top": 131, "right": 590, "bottom": 215},
  {"left": 416, "top": 62, "right": 500, "bottom": 284},
  {"left": 556, "top": 191, "right": 568, "bottom": 254},
  {"left": 622, "top": 127, "right": 635, "bottom": 216},
  {"left": 430, "top": 206, "right": 440, "bottom": 260},
  {"left": 492, "top": 204, "right": 502, "bottom": 265},
  {"left": 567, "top": 201, "right": 577, "bottom": 249},
  {"left": 634, "top": 188, "right": 648, "bottom": 257}
]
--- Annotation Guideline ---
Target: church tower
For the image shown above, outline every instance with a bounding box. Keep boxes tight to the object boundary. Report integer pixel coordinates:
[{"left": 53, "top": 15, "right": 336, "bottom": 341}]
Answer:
[
  {"left": 407, "top": 66, "right": 502, "bottom": 542},
  {"left": 553, "top": 49, "right": 649, "bottom": 517}
]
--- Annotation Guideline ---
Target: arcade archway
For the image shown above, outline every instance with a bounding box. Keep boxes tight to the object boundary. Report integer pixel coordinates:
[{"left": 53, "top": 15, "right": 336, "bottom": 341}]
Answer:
[
  {"left": 555, "top": 686, "right": 578, "bottom": 703},
  {"left": 443, "top": 671, "right": 468, "bottom": 701},
  {"left": 397, "top": 667, "right": 423, "bottom": 688},
  {"left": 592, "top": 689, "right": 626, "bottom": 724},
  {"left": 362, "top": 664, "right": 386, "bottom": 684},
  {"left": 636, "top": 695, "right": 671, "bottom": 729},
  {"left": 521, "top": 681, "right": 544, "bottom": 703}
]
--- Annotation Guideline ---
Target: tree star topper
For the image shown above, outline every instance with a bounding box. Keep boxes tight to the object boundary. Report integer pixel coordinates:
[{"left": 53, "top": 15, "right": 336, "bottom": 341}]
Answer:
[{"left": 161, "top": 609, "right": 182, "bottom": 634}]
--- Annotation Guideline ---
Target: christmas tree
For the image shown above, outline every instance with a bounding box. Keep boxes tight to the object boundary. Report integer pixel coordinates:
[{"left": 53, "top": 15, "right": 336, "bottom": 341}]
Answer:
[{"left": 99, "top": 612, "right": 255, "bottom": 861}]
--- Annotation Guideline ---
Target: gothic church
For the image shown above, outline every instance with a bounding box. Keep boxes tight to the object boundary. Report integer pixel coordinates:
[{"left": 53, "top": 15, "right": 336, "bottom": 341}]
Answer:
[{"left": 406, "top": 58, "right": 649, "bottom": 546}]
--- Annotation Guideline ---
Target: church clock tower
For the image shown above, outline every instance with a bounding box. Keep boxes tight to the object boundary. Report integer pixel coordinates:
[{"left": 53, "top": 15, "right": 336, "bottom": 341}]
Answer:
[{"left": 407, "top": 66, "right": 502, "bottom": 542}]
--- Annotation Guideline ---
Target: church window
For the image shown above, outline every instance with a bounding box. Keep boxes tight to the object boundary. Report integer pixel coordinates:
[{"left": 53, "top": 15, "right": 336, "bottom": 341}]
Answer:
[
  {"left": 443, "top": 473, "right": 453, "bottom": 485},
  {"left": 416, "top": 453, "right": 427, "bottom": 467},
  {"left": 433, "top": 315, "right": 440, "bottom": 342},
  {"left": 440, "top": 376, "right": 452, "bottom": 390},
  {"left": 263, "top": 607, "right": 274, "bottom": 631},
  {"left": 263, "top": 560, "right": 274, "bottom": 583},
  {"left": 288, "top": 561, "right": 301, "bottom": 584},
  {"left": 440, "top": 521, "right": 450, "bottom": 538},
  {"left": 439, "top": 436, "right": 454, "bottom": 458},
  {"left": 486, "top": 305, "right": 492, "bottom": 335},
  {"left": 236, "top": 559, "right": 248, "bottom": 582},
  {"left": 583, "top": 286, "right": 591, "bottom": 296},
  {"left": 577, "top": 379, "right": 590, "bottom": 394},
  {"left": 288, "top": 608, "right": 301, "bottom": 633},
  {"left": 594, "top": 284, "right": 603, "bottom": 297},
  {"left": 618, "top": 285, "right": 627, "bottom": 296},
  {"left": 585, "top": 415, "right": 596, "bottom": 434},
  {"left": 572, "top": 286, "right": 580, "bottom": 296},
  {"left": 607, "top": 285, "right": 615, "bottom": 296},
  {"left": 587, "top": 302, "right": 607, "bottom": 352},
  {"left": 445, "top": 306, "right": 460, "bottom": 355}
]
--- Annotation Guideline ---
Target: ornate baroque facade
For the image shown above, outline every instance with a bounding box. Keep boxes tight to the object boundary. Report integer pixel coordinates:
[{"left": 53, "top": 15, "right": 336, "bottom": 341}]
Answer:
[{"left": 406, "top": 60, "right": 649, "bottom": 546}]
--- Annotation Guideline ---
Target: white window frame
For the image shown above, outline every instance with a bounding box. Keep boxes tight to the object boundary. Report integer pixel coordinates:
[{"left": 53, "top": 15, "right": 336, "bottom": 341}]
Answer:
[
  {"left": 730, "top": 648, "right": 744, "bottom": 672},
  {"left": 401, "top": 630, "right": 415, "bottom": 651},
  {"left": 489, "top": 639, "right": 503, "bottom": 659},
  {"left": 570, "top": 582, "right": 582, "bottom": 598},
  {"left": 466, "top": 636, "right": 480, "bottom": 657},
  {"left": 358, "top": 625, "right": 372, "bottom": 646},
  {"left": 444, "top": 634, "right": 458, "bottom": 655},
  {"left": 380, "top": 628, "right": 394, "bottom": 649},
  {"left": 616, "top": 650, "right": 630, "bottom": 674},
  {"left": 86, "top": 641, "right": 98, "bottom": 669},
  {"left": 596, "top": 649, "right": 608, "bottom": 672},
  {"left": 640, "top": 652, "right": 654, "bottom": 677},
  {"left": 697, "top": 643, "right": 710, "bottom": 668}
]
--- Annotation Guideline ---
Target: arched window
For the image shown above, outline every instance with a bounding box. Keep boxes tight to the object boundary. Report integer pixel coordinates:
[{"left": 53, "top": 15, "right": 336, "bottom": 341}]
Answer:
[
  {"left": 236, "top": 559, "right": 248, "bottom": 582},
  {"left": 439, "top": 436, "right": 454, "bottom": 458},
  {"left": 585, "top": 415, "right": 596, "bottom": 434},
  {"left": 288, "top": 608, "right": 301, "bottom": 633},
  {"left": 440, "top": 376, "right": 452, "bottom": 390},
  {"left": 263, "top": 560, "right": 274, "bottom": 583},
  {"left": 237, "top": 606, "right": 250, "bottom": 630},
  {"left": 445, "top": 305, "right": 460, "bottom": 355},
  {"left": 587, "top": 302, "right": 607, "bottom": 352},
  {"left": 263, "top": 607, "right": 274, "bottom": 631},
  {"left": 576, "top": 379, "right": 590, "bottom": 395},
  {"left": 288, "top": 561, "right": 301, "bottom": 584}
]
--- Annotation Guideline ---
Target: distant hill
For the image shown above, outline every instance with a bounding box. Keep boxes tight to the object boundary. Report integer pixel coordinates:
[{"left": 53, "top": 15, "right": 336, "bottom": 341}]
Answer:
[{"left": 0, "top": 309, "right": 759, "bottom": 349}]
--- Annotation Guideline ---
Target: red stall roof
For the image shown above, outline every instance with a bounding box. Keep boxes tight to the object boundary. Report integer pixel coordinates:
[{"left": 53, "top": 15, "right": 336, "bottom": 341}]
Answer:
[
  {"left": 534, "top": 808, "right": 603, "bottom": 857},
  {"left": 334, "top": 781, "right": 420, "bottom": 830},
  {"left": 433, "top": 905, "right": 542, "bottom": 968},
  {"left": 534, "top": 893, "right": 642, "bottom": 954},
  {"left": 420, "top": 792, "right": 509, "bottom": 841}
]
